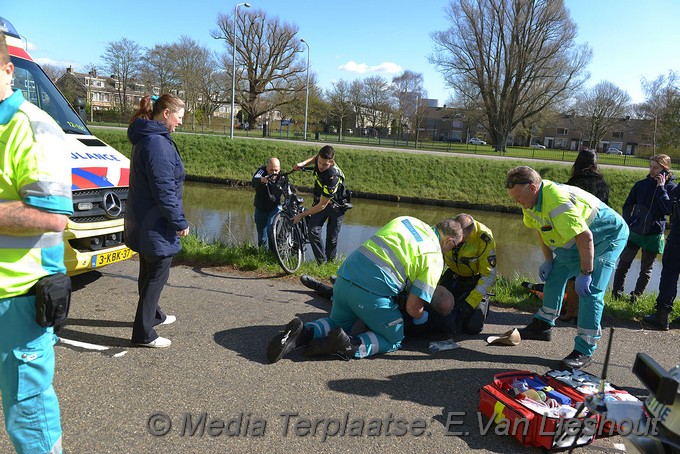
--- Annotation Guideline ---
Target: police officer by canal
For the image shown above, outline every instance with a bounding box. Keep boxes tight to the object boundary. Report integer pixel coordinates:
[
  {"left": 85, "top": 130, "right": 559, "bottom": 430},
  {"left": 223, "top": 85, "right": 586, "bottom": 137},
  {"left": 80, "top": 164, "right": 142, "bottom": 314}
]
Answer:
[{"left": 291, "top": 145, "right": 350, "bottom": 264}]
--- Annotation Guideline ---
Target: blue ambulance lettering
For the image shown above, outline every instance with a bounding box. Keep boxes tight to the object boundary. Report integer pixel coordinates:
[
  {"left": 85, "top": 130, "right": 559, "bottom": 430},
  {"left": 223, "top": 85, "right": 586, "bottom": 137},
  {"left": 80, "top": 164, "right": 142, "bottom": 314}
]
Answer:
[
  {"left": 71, "top": 152, "right": 121, "bottom": 161},
  {"left": 402, "top": 218, "right": 423, "bottom": 242}
]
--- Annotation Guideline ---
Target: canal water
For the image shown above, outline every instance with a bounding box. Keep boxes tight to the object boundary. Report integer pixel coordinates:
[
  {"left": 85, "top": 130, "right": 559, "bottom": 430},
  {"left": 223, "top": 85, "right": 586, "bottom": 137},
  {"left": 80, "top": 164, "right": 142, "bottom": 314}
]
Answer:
[{"left": 183, "top": 181, "right": 664, "bottom": 295}]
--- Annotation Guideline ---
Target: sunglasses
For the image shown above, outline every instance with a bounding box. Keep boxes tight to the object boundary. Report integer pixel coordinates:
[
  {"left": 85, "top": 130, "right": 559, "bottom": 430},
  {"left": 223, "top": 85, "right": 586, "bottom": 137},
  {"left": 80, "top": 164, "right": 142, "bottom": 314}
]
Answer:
[{"left": 505, "top": 180, "right": 532, "bottom": 189}]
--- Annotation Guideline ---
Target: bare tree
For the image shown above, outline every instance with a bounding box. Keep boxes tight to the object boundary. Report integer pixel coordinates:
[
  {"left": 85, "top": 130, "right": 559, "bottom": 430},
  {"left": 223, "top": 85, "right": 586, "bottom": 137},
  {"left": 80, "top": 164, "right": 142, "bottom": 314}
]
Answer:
[
  {"left": 171, "top": 36, "right": 215, "bottom": 130},
  {"left": 326, "top": 79, "right": 352, "bottom": 139},
  {"left": 41, "top": 64, "right": 66, "bottom": 82},
  {"left": 572, "top": 81, "right": 631, "bottom": 150},
  {"left": 640, "top": 71, "right": 680, "bottom": 152},
  {"left": 362, "top": 75, "right": 393, "bottom": 134},
  {"left": 430, "top": 0, "right": 591, "bottom": 151},
  {"left": 392, "top": 70, "right": 426, "bottom": 138},
  {"left": 212, "top": 8, "right": 307, "bottom": 126},
  {"left": 102, "top": 37, "right": 143, "bottom": 115},
  {"left": 349, "top": 80, "right": 364, "bottom": 131},
  {"left": 143, "top": 44, "right": 178, "bottom": 94}
]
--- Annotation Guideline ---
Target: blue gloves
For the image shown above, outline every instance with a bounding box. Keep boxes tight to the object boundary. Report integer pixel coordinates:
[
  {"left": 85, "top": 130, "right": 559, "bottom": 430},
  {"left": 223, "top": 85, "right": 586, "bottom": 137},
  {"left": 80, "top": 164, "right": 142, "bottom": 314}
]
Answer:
[
  {"left": 413, "top": 310, "right": 429, "bottom": 325},
  {"left": 575, "top": 273, "right": 592, "bottom": 296},
  {"left": 538, "top": 261, "right": 553, "bottom": 281}
]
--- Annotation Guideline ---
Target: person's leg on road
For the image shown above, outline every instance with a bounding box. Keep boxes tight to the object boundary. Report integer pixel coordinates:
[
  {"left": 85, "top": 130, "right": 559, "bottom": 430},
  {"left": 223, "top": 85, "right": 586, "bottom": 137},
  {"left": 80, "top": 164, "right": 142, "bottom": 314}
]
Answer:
[
  {"left": 0, "top": 294, "right": 62, "bottom": 454},
  {"left": 132, "top": 255, "right": 173, "bottom": 344}
]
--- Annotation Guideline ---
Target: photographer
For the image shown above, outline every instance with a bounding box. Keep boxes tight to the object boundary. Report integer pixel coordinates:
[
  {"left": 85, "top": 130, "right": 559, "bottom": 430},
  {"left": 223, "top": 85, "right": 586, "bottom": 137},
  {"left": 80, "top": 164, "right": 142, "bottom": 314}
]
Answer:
[{"left": 252, "top": 157, "right": 284, "bottom": 248}]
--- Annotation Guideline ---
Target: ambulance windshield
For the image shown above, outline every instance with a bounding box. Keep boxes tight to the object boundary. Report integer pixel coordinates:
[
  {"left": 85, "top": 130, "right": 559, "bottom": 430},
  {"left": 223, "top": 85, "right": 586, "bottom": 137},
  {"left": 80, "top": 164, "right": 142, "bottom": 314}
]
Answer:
[{"left": 11, "top": 57, "right": 90, "bottom": 135}]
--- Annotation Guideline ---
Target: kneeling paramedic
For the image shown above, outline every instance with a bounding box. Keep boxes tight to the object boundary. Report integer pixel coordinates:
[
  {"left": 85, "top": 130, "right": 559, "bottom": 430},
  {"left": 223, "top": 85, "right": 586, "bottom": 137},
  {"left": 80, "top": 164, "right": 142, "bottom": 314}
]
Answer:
[{"left": 267, "top": 216, "right": 463, "bottom": 362}]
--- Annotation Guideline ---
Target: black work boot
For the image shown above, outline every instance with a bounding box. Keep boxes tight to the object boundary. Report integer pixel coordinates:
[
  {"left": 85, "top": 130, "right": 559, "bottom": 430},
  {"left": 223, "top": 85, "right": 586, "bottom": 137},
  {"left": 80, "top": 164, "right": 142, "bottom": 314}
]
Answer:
[
  {"left": 300, "top": 275, "right": 334, "bottom": 300},
  {"left": 643, "top": 309, "right": 670, "bottom": 331},
  {"left": 518, "top": 317, "right": 552, "bottom": 341},
  {"left": 561, "top": 350, "right": 592, "bottom": 369},
  {"left": 304, "top": 327, "right": 357, "bottom": 361},
  {"left": 266, "top": 318, "right": 313, "bottom": 364}
]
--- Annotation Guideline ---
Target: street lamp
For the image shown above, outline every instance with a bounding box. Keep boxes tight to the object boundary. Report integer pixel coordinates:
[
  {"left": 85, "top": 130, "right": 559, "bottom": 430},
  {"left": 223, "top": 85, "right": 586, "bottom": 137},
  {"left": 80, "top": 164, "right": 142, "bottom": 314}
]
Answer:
[
  {"left": 301, "top": 38, "right": 310, "bottom": 140},
  {"left": 230, "top": 2, "right": 250, "bottom": 140}
]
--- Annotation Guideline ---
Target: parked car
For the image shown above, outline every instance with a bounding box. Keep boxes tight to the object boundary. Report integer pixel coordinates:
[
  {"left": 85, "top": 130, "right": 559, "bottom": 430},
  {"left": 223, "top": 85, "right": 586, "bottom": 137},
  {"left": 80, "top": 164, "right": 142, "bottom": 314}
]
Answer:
[
  {"left": 530, "top": 143, "right": 546, "bottom": 149},
  {"left": 468, "top": 137, "right": 487, "bottom": 145},
  {"left": 606, "top": 148, "right": 623, "bottom": 155}
]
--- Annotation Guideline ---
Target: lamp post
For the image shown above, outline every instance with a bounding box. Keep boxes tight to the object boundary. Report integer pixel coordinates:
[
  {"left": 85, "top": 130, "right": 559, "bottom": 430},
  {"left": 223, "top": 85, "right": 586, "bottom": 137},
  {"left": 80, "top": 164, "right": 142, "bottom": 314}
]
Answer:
[
  {"left": 230, "top": 2, "right": 250, "bottom": 140},
  {"left": 301, "top": 38, "right": 310, "bottom": 140}
]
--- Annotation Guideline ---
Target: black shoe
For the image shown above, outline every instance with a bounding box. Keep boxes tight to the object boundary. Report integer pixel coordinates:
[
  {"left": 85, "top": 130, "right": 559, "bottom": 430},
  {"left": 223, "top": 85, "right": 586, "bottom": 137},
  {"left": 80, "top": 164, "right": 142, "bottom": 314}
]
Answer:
[
  {"left": 304, "top": 327, "right": 354, "bottom": 361},
  {"left": 561, "top": 350, "right": 592, "bottom": 369},
  {"left": 300, "top": 275, "right": 321, "bottom": 291},
  {"left": 329, "top": 275, "right": 338, "bottom": 285},
  {"left": 518, "top": 318, "right": 552, "bottom": 341},
  {"left": 267, "top": 318, "right": 303, "bottom": 364},
  {"left": 612, "top": 290, "right": 623, "bottom": 300},
  {"left": 629, "top": 292, "right": 641, "bottom": 304},
  {"left": 643, "top": 310, "right": 670, "bottom": 331}
]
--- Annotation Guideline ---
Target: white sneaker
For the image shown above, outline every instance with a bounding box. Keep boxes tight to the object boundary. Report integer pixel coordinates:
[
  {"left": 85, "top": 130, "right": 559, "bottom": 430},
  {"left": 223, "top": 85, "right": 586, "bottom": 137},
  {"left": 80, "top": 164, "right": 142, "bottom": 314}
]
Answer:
[
  {"left": 133, "top": 336, "right": 171, "bottom": 348},
  {"left": 160, "top": 315, "right": 176, "bottom": 326}
]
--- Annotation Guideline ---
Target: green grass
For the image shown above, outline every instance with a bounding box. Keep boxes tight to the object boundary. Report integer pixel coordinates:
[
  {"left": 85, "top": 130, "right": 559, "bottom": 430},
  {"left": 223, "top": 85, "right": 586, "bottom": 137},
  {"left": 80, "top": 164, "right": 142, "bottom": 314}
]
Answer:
[{"left": 92, "top": 127, "right": 650, "bottom": 213}]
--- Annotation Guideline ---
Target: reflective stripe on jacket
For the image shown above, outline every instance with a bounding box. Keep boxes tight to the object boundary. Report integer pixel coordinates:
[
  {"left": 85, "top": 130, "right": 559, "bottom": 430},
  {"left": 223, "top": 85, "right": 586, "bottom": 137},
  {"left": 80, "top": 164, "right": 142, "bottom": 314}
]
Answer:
[{"left": 523, "top": 180, "right": 600, "bottom": 249}]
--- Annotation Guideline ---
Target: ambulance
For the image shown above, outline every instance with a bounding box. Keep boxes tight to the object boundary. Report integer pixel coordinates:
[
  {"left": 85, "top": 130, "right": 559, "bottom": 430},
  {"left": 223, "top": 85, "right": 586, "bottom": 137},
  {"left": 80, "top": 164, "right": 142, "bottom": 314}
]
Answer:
[{"left": 2, "top": 17, "right": 133, "bottom": 275}]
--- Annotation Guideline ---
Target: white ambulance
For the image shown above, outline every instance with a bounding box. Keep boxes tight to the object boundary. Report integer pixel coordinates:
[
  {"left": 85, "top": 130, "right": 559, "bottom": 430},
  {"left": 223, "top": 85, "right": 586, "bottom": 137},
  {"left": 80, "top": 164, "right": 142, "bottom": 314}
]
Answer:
[{"left": 2, "top": 17, "right": 133, "bottom": 274}]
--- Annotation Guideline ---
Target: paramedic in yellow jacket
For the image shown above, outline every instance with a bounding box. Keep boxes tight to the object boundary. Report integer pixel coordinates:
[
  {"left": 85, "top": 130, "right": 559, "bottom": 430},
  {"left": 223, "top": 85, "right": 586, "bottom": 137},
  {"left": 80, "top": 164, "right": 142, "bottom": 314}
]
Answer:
[
  {"left": 267, "top": 216, "right": 463, "bottom": 363},
  {"left": 439, "top": 213, "right": 496, "bottom": 335},
  {"left": 0, "top": 31, "right": 72, "bottom": 453},
  {"left": 506, "top": 166, "right": 628, "bottom": 370}
]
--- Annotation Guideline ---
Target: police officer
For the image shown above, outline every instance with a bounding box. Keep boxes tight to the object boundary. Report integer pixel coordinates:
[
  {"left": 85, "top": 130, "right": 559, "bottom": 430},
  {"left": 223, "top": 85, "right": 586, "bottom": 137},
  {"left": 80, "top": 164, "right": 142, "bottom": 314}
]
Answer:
[
  {"left": 251, "top": 157, "right": 283, "bottom": 247},
  {"left": 292, "top": 145, "right": 348, "bottom": 264},
  {"left": 506, "top": 166, "right": 628, "bottom": 369},
  {"left": 267, "top": 216, "right": 463, "bottom": 363},
  {"left": 0, "top": 31, "right": 73, "bottom": 453},
  {"left": 436, "top": 213, "right": 497, "bottom": 335}
]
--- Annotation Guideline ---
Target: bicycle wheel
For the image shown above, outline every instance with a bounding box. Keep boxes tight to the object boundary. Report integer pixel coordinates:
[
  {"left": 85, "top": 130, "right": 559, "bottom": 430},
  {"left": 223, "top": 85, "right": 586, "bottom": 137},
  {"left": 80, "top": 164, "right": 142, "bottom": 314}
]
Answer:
[{"left": 268, "top": 212, "right": 303, "bottom": 274}]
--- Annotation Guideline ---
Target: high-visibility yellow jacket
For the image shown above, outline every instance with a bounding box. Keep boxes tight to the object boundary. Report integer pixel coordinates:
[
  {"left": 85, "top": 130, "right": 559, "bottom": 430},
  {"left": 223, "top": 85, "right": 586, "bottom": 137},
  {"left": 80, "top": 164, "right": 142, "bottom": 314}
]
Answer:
[
  {"left": 339, "top": 216, "right": 444, "bottom": 302},
  {"left": 442, "top": 219, "right": 497, "bottom": 308},
  {"left": 0, "top": 90, "right": 73, "bottom": 299},
  {"left": 522, "top": 180, "right": 600, "bottom": 250}
]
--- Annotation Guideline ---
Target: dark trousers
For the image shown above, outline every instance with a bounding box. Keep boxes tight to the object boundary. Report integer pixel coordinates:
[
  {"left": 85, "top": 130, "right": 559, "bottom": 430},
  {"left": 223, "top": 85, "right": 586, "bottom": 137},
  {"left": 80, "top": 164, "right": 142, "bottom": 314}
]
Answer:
[
  {"left": 308, "top": 204, "right": 345, "bottom": 264},
  {"left": 612, "top": 240, "right": 658, "bottom": 296},
  {"left": 657, "top": 239, "right": 680, "bottom": 312},
  {"left": 132, "top": 254, "right": 172, "bottom": 343}
]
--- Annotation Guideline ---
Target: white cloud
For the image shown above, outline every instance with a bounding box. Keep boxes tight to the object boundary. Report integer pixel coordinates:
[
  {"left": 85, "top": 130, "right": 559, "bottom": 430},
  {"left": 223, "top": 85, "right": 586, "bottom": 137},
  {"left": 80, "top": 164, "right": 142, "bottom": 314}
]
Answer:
[
  {"left": 338, "top": 60, "right": 403, "bottom": 75},
  {"left": 34, "top": 57, "right": 79, "bottom": 69}
]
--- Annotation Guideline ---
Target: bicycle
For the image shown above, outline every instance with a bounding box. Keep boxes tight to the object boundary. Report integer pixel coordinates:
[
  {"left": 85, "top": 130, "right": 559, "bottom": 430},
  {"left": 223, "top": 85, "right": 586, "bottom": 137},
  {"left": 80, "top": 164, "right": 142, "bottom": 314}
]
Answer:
[{"left": 267, "top": 169, "right": 311, "bottom": 274}]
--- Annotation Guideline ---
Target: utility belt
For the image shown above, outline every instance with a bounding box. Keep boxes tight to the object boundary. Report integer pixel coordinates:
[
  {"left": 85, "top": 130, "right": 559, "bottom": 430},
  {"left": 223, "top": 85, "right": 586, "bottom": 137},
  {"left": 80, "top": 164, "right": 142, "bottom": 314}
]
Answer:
[{"left": 33, "top": 273, "right": 72, "bottom": 328}]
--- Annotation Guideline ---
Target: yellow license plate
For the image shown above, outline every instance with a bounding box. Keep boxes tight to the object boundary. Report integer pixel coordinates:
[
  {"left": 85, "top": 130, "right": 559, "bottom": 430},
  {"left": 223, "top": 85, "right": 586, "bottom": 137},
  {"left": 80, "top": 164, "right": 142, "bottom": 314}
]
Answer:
[{"left": 92, "top": 248, "right": 133, "bottom": 268}]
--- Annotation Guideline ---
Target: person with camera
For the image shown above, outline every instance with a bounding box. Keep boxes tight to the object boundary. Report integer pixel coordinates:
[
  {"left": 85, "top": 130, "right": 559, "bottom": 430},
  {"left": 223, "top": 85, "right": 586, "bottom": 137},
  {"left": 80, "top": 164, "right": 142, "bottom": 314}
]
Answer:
[
  {"left": 612, "top": 155, "right": 676, "bottom": 303},
  {"left": 0, "top": 31, "right": 73, "bottom": 453},
  {"left": 252, "top": 157, "right": 283, "bottom": 248},
  {"left": 291, "top": 145, "right": 350, "bottom": 264}
]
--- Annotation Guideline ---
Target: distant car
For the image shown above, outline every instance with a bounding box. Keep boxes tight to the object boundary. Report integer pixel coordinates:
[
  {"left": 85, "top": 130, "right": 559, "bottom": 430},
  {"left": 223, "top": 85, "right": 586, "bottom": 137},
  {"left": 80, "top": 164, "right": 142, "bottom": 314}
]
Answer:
[
  {"left": 605, "top": 148, "right": 623, "bottom": 155},
  {"left": 468, "top": 137, "right": 487, "bottom": 145},
  {"left": 530, "top": 143, "right": 546, "bottom": 149}
]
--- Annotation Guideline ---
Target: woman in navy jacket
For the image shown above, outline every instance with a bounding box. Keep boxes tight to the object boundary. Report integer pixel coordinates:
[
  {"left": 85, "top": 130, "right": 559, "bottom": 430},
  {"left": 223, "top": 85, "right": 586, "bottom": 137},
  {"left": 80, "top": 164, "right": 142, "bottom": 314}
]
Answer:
[
  {"left": 612, "top": 154, "right": 676, "bottom": 302},
  {"left": 125, "top": 94, "right": 189, "bottom": 348}
]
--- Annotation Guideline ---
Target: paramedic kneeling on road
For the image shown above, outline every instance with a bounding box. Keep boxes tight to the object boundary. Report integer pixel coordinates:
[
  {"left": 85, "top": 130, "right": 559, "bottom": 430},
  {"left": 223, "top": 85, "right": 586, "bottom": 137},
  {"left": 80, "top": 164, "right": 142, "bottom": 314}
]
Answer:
[
  {"left": 506, "top": 166, "right": 628, "bottom": 370},
  {"left": 267, "top": 216, "right": 462, "bottom": 363},
  {"left": 0, "top": 30, "right": 73, "bottom": 454}
]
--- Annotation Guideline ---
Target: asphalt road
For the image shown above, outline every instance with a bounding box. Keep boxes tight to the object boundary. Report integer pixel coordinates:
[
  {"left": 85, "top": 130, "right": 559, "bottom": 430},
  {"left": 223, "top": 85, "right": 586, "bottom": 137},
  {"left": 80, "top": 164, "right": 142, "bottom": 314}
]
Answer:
[{"left": 1, "top": 258, "right": 677, "bottom": 453}]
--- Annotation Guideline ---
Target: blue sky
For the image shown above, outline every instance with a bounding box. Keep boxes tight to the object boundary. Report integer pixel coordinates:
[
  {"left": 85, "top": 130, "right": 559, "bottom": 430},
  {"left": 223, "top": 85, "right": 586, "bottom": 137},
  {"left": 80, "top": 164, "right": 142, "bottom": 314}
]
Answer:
[{"left": 4, "top": 1, "right": 679, "bottom": 105}]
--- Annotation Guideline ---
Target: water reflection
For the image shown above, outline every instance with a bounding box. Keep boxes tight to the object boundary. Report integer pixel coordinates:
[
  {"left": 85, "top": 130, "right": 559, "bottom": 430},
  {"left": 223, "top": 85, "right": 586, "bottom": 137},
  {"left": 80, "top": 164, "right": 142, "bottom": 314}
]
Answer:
[{"left": 183, "top": 181, "right": 660, "bottom": 294}]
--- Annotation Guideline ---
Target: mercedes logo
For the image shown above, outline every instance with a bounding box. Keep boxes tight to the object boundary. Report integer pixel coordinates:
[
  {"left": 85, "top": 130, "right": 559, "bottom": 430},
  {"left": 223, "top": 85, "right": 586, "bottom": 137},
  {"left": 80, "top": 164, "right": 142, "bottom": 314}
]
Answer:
[{"left": 102, "top": 191, "right": 122, "bottom": 219}]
